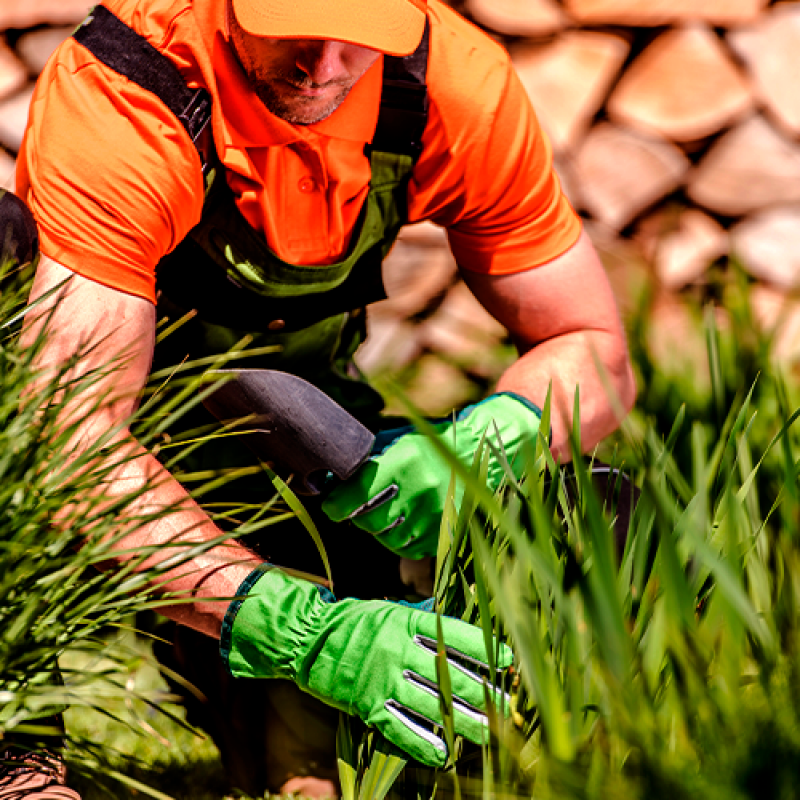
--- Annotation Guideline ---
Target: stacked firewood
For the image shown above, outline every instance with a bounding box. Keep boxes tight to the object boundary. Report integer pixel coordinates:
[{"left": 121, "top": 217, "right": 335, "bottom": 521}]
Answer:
[
  {"left": 459, "top": 0, "right": 800, "bottom": 297},
  {"left": 373, "top": 0, "right": 800, "bottom": 380},
  {"left": 0, "top": 0, "right": 94, "bottom": 187}
]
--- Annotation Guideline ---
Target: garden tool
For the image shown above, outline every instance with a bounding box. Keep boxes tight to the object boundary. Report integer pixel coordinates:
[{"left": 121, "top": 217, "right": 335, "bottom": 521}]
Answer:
[
  {"left": 203, "top": 370, "right": 635, "bottom": 560},
  {"left": 203, "top": 371, "right": 544, "bottom": 558},
  {"left": 202, "top": 368, "right": 375, "bottom": 495},
  {"left": 207, "top": 370, "right": 515, "bottom": 765}
]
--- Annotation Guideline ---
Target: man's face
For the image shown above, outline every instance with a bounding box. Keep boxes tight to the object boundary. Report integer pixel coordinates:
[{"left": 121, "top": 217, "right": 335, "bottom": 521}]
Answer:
[{"left": 227, "top": 1, "right": 381, "bottom": 125}]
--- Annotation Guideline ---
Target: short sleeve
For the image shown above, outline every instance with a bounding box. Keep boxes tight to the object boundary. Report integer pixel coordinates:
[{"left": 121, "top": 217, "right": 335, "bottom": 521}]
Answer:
[
  {"left": 407, "top": 5, "right": 582, "bottom": 274},
  {"left": 16, "top": 38, "right": 205, "bottom": 304}
]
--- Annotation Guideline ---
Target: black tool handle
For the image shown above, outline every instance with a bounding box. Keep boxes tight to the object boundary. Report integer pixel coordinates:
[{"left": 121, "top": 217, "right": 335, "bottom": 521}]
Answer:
[{"left": 203, "top": 369, "right": 375, "bottom": 494}]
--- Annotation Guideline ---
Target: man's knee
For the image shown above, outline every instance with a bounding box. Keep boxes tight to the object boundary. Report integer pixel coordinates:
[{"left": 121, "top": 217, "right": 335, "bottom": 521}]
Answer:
[{"left": 0, "top": 190, "right": 39, "bottom": 267}]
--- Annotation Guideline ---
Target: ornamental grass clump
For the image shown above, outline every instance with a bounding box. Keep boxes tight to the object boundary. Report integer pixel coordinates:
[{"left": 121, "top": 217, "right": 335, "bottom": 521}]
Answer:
[
  {"left": 343, "top": 287, "right": 800, "bottom": 800},
  {"left": 0, "top": 256, "right": 285, "bottom": 798}
]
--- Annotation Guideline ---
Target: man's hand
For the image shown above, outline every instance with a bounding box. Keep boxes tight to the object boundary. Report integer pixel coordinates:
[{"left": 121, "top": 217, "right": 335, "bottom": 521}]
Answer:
[
  {"left": 462, "top": 231, "right": 637, "bottom": 462},
  {"left": 321, "top": 393, "right": 542, "bottom": 558},
  {"left": 222, "top": 566, "right": 513, "bottom": 766}
]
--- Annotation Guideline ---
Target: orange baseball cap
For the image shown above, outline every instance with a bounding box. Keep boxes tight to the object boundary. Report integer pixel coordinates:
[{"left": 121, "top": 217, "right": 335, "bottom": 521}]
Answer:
[{"left": 231, "top": 0, "right": 427, "bottom": 56}]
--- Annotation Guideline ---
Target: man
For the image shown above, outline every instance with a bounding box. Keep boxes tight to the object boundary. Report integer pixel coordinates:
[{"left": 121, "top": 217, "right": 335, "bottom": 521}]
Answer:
[{"left": 12, "top": 0, "right": 636, "bottom": 794}]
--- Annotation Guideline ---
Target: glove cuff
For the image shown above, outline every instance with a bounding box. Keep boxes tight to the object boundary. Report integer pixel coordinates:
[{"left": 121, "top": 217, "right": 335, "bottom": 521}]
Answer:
[
  {"left": 492, "top": 391, "right": 543, "bottom": 421},
  {"left": 220, "top": 565, "right": 329, "bottom": 681},
  {"left": 219, "top": 563, "right": 274, "bottom": 675},
  {"left": 458, "top": 391, "right": 542, "bottom": 425}
]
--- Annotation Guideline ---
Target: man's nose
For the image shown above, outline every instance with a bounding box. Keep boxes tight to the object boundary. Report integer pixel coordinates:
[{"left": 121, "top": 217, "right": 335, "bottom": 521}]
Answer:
[{"left": 294, "top": 41, "right": 347, "bottom": 84}]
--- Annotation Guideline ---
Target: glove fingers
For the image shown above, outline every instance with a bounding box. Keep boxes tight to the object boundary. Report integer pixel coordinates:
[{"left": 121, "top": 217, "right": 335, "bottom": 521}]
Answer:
[
  {"left": 397, "top": 634, "right": 509, "bottom": 742},
  {"left": 406, "top": 636, "right": 509, "bottom": 719},
  {"left": 393, "top": 672, "right": 493, "bottom": 749},
  {"left": 416, "top": 614, "right": 514, "bottom": 670},
  {"left": 375, "top": 528, "right": 436, "bottom": 559},
  {"left": 373, "top": 700, "right": 448, "bottom": 768},
  {"left": 321, "top": 461, "right": 383, "bottom": 521},
  {"left": 345, "top": 497, "right": 403, "bottom": 536}
]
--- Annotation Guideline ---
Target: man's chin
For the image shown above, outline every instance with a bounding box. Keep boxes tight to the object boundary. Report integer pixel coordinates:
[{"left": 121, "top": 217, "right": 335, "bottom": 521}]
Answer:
[{"left": 258, "top": 87, "right": 348, "bottom": 125}]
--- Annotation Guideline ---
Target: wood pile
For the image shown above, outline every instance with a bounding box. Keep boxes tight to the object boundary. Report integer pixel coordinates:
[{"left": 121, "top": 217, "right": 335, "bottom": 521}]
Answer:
[
  {"left": 0, "top": 0, "right": 93, "bottom": 188},
  {"left": 1, "top": 0, "right": 800, "bottom": 408},
  {"left": 459, "top": 0, "right": 800, "bottom": 300}
]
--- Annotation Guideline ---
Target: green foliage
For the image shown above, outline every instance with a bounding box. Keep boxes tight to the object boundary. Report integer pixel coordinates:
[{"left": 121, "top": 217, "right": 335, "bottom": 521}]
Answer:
[
  {"left": 337, "top": 715, "right": 407, "bottom": 800},
  {"left": 0, "top": 258, "right": 281, "bottom": 798},
  {"left": 6, "top": 241, "right": 800, "bottom": 800},
  {"left": 353, "top": 285, "right": 800, "bottom": 800}
]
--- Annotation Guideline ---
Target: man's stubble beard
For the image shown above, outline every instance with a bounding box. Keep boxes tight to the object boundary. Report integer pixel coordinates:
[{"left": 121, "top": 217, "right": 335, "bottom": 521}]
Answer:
[
  {"left": 226, "top": 0, "right": 362, "bottom": 125},
  {"left": 251, "top": 68, "right": 354, "bottom": 125},
  {"left": 255, "top": 83, "right": 352, "bottom": 125}
]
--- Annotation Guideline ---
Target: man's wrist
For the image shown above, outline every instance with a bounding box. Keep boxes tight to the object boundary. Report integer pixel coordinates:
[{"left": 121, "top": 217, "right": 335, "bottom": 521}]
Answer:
[
  {"left": 221, "top": 566, "right": 329, "bottom": 682},
  {"left": 219, "top": 563, "right": 273, "bottom": 673}
]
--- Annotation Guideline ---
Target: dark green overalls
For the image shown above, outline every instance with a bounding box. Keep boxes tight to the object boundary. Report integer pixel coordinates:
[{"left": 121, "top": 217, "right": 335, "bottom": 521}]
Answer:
[
  {"left": 73, "top": 7, "right": 431, "bottom": 793},
  {"left": 75, "top": 5, "right": 428, "bottom": 423}
]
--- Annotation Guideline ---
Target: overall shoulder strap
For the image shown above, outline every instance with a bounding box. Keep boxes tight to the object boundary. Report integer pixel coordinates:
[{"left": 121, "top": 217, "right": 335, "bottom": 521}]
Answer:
[
  {"left": 372, "top": 21, "right": 430, "bottom": 160},
  {"left": 72, "top": 5, "right": 213, "bottom": 173},
  {"left": 73, "top": 5, "right": 429, "bottom": 166}
]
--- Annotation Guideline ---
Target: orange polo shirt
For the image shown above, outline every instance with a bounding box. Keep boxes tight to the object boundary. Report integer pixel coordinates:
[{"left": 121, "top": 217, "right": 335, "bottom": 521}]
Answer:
[{"left": 17, "top": 0, "right": 581, "bottom": 305}]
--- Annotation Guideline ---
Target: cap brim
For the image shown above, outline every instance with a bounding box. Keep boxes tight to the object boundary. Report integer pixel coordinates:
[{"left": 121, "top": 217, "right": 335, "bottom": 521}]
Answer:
[{"left": 232, "top": 0, "right": 426, "bottom": 57}]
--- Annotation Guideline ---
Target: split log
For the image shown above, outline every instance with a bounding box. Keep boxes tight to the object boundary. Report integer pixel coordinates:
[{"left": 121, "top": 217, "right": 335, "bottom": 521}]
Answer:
[
  {"left": 647, "top": 293, "right": 711, "bottom": 379},
  {"left": 0, "top": 85, "right": 34, "bottom": 154},
  {"left": 607, "top": 25, "right": 752, "bottom": 142},
  {"left": 0, "top": 148, "right": 15, "bottom": 191},
  {"left": 573, "top": 123, "right": 689, "bottom": 231},
  {"left": 0, "top": 39, "right": 27, "bottom": 105},
  {"left": 465, "top": 0, "right": 566, "bottom": 37},
  {"left": 688, "top": 116, "right": 800, "bottom": 216},
  {"left": 564, "top": 0, "right": 768, "bottom": 27},
  {"left": 417, "top": 282, "right": 508, "bottom": 377},
  {"left": 641, "top": 209, "right": 728, "bottom": 290},
  {"left": 512, "top": 32, "right": 629, "bottom": 153},
  {"left": 728, "top": 5, "right": 800, "bottom": 137},
  {"left": 16, "top": 27, "right": 72, "bottom": 77},
  {"left": 0, "top": 0, "right": 92, "bottom": 30},
  {"left": 731, "top": 206, "right": 800, "bottom": 290},
  {"left": 355, "top": 316, "right": 422, "bottom": 374},
  {"left": 750, "top": 285, "right": 800, "bottom": 363},
  {"left": 379, "top": 222, "right": 458, "bottom": 317}
]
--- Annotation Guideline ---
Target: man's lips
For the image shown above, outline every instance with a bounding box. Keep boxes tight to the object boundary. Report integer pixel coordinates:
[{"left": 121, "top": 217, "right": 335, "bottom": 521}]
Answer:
[{"left": 280, "top": 79, "right": 345, "bottom": 97}]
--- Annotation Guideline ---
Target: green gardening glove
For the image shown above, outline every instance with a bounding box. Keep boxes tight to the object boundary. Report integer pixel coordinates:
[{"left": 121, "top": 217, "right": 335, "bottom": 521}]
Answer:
[
  {"left": 322, "top": 393, "right": 541, "bottom": 558},
  {"left": 221, "top": 566, "right": 513, "bottom": 767}
]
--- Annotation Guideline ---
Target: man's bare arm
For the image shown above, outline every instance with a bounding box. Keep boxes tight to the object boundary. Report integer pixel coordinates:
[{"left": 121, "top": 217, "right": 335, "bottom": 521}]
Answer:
[
  {"left": 22, "top": 255, "right": 262, "bottom": 638},
  {"left": 462, "top": 231, "right": 636, "bottom": 461}
]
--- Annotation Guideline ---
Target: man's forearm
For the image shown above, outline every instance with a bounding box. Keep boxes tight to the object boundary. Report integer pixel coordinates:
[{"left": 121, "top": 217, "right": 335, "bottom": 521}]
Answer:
[
  {"left": 103, "top": 436, "right": 263, "bottom": 638},
  {"left": 460, "top": 231, "right": 636, "bottom": 461},
  {"left": 21, "top": 257, "right": 263, "bottom": 639},
  {"left": 497, "top": 328, "right": 636, "bottom": 462}
]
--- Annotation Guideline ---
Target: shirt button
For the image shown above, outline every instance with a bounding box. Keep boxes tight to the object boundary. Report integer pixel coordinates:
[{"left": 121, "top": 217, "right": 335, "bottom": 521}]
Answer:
[
  {"left": 298, "top": 177, "right": 317, "bottom": 193},
  {"left": 268, "top": 319, "right": 286, "bottom": 331}
]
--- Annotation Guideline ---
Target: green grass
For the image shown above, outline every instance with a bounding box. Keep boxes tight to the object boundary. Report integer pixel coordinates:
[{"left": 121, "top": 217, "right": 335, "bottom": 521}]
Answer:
[
  {"left": 62, "top": 632, "right": 234, "bottom": 800},
  {"left": 0, "top": 258, "right": 285, "bottom": 799},
  {"left": 6, "top": 251, "right": 800, "bottom": 800},
  {"left": 398, "top": 267, "right": 800, "bottom": 800}
]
